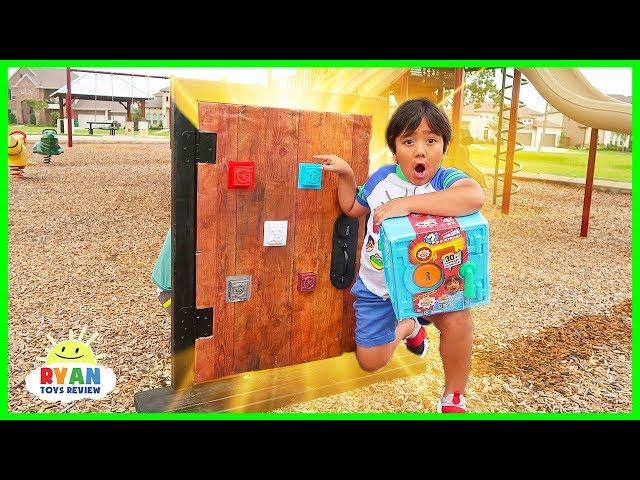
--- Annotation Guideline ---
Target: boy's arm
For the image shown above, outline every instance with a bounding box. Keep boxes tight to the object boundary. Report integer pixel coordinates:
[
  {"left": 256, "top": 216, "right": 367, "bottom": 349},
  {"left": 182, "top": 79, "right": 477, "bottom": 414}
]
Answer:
[
  {"left": 373, "top": 178, "right": 484, "bottom": 226},
  {"left": 315, "top": 154, "right": 370, "bottom": 218},
  {"left": 336, "top": 168, "right": 370, "bottom": 218}
]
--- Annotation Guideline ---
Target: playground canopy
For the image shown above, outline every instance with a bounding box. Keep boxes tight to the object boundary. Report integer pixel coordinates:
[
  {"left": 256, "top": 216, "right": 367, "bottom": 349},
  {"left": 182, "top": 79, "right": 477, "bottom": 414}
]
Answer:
[{"left": 50, "top": 72, "right": 155, "bottom": 121}]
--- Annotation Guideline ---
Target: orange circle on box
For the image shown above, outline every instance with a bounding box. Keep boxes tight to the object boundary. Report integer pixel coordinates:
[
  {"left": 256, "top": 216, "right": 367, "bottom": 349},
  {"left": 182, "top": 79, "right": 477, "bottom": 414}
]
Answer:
[
  {"left": 410, "top": 242, "right": 433, "bottom": 263},
  {"left": 413, "top": 264, "right": 443, "bottom": 288}
]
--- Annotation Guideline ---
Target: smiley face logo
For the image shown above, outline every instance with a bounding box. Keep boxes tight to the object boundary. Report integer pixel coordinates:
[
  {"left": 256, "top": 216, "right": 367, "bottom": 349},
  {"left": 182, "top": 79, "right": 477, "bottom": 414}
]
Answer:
[
  {"left": 366, "top": 235, "right": 375, "bottom": 253},
  {"left": 37, "top": 326, "right": 106, "bottom": 365}
]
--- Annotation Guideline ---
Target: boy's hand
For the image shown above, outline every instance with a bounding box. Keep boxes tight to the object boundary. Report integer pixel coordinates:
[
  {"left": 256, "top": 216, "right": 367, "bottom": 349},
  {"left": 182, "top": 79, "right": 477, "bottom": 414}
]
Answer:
[
  {"left": 314, "top": 155, "right": 352, "bottom": 176},
  {"left": 373, "top": 198, "right": 411, "bottom": 227}
]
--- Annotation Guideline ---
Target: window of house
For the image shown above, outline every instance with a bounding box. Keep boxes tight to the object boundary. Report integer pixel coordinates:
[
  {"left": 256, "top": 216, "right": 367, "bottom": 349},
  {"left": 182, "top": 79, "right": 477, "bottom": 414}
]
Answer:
[{"left": 10, "top": 90, "right": 16, "bottom": 99}]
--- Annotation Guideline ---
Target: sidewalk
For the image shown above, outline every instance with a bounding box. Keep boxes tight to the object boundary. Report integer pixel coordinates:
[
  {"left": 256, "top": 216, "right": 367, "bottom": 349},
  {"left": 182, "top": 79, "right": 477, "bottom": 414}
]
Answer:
[
  {"left": 481, "top": 168, "right": 631, "bottom": 194},
  {"left": 28, "top": 134, "right": 169, "bottom": 144}
]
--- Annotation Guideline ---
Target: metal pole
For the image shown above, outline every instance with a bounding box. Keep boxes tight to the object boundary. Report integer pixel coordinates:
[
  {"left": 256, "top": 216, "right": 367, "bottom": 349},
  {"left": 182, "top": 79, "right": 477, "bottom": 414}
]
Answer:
[
  {"left": 493, "top": 68, "right": 507, "bottom": 205},
  {"left": 451, "top": 68, "right": 464, "bottom": 136},
  {"left": 400, "top": 71, "right": 410, "bottom": 102},
  {"left": 501, "top": 69, "right": 522, "bottom": 215},
  {"left": 450, "top": 67, "right": 465, "bottom": 160},
  {"left": 66, "top": 67, "right": 73, "bottom": 148},
  {"left": 581, "top": 128, "right": 599, "bottom": 237}
]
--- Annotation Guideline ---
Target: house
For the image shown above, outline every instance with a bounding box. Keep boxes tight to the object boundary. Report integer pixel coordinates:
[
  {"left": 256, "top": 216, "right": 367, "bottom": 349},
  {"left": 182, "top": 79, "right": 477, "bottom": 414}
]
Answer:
[
  {"left": 9, "top": 68, "right": 78, "bottom": 124},
  {"left": 462, "top": 102, "right": 571, "bottom": 149},
  {"left": 160, "top": 86, "right": 170, "bottom": 130},
  {"left": 145, "top": 87, "right": 170, "bottom": 128},
  {"left": 141, "top": 87, "right": 170, "bottom": 129},
  {"left": 69, "top": 99, "right": 128, "bottom": 128},
  {"left": 586, "top": 94, "right": 631, "bottom": 149},
  {"left": 145, "top": 95, "right": 163, "bottom": 127},
  {"left": 462, "top": 102, "right": 563, "bottom": 148},
  {"left": 462, "top": 93, "right": 631, "bottom": 150}
]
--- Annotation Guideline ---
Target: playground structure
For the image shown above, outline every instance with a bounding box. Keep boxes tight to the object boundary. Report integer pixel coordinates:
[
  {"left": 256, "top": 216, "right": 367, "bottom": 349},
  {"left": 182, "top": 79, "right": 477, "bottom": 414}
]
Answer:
[
  {"left": 38, "top": 66, "right": 633, "bottom": 237},
  {"left": 8, "top": 131, "right": 35, "bottom": 178},
  {"left": 132, "top": 67, "right": 631, "bottom": 412},
  {"left": 32, "top": 129, "right": 63, "bottom": 164},
  {"left": 50, "top": 68, "right": 166, "bottom": 143},
  {"left": 497, "top": 68, "right": 632, "bottom": 236}
]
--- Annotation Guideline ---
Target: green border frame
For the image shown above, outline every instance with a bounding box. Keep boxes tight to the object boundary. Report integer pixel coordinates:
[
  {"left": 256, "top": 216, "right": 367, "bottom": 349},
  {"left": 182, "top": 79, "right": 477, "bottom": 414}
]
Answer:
[{"left": 1, "top": 59, "right": 636, "bottom": 420}]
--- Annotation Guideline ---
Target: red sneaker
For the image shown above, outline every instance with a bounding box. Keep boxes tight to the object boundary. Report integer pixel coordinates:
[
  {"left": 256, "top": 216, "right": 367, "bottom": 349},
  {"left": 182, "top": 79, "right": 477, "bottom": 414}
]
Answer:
[
  {"left": 405, "top": 326, "right": 428, "bottom": 358},
  {"left": 436, "top": 391, "right": 467, "bottom": 413}
]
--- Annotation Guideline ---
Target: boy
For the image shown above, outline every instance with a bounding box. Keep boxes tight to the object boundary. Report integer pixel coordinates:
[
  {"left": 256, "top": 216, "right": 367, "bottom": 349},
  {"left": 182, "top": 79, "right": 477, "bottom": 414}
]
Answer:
[{"left": 315, "top": 98, "right": 485, "bottom": 413}]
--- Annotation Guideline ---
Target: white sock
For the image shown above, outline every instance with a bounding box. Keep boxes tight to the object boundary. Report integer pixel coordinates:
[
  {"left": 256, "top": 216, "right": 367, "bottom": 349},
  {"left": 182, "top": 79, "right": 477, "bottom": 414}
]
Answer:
[{"left": 405, "top": 318, "right": 421, "bottom": 340}]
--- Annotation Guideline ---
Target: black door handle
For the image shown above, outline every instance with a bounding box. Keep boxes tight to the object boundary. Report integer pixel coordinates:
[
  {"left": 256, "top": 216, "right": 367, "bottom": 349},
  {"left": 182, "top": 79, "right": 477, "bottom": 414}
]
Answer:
[{"left": 330, "top": 215, "right": 358, "bottom": 289}]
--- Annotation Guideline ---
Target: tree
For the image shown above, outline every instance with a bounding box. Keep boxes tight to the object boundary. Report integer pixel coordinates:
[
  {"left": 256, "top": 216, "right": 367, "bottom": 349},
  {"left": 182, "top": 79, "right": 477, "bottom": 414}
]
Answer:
[
  {"left": 619, "top": 133, "right": 630, "bottom": 150},
  {"left": 8, "top": 111, "right": 17, "bottom": 124},
  {"left": 130, "top": 108, "right": 141, "bottom": 131},
  {"left": 25, "top": 99, "right": 49, "bottom": 125},
  {"left": 438, "top": 68, "right": 500, "bottom": 110},
  {"left": 464, "top": 68, "right": 500, "bottom": 108}
]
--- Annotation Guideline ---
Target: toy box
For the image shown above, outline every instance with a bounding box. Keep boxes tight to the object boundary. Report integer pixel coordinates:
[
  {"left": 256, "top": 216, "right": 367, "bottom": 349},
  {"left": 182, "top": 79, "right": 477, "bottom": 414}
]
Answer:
[{"left": 379, "top": 212, "right": 489, "bottom": 319}]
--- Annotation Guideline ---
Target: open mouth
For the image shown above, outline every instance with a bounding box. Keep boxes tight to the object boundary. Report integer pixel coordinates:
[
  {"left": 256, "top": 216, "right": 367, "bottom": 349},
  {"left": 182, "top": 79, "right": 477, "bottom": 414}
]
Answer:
[{"left": 414, "top": 163, "right": 426, "bottom": 177}]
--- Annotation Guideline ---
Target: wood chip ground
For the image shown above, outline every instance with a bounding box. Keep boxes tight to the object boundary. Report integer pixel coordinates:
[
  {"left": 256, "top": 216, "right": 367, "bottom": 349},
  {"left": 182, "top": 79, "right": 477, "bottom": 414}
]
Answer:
[{"left": 9, "top": 144, "right": 631, "bottom": 413}]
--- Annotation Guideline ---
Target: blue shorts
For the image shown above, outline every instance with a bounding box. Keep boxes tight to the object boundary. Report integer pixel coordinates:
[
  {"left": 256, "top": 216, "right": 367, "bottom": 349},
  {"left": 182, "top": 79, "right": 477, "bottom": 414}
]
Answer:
[{"left": 350, "top": 276, "right": 398, "bottom": 347}]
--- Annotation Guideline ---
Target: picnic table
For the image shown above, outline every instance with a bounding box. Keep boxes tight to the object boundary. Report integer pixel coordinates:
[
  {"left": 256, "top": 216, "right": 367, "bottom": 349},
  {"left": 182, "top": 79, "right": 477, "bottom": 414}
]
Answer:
[{"left": 87, "top": 121, "right": 117, "bottom": 135}]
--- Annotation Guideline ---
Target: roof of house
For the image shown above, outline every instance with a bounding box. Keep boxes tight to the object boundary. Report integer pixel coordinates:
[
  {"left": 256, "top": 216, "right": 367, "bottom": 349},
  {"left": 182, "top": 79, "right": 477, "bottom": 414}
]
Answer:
[
  {"left": 607, "top": 94, "right": 631, "bottom": 103},
  {"left": 462, "top": 102, "right": 542, "bottom": 117},
  {"left": 517, "top": 106, "right": 542, "bottom": 117},
  {"left": 462, "top": 102, "right": 496, "bottom": 114},
  {"left": 145, "top": 98, "right": 163, "bottom": 108},
  {"left": 532, "top": 119, "right": 563, "bottom": 128},
  {"left": 11, "top": 68, "right": 78, "bottom": 89}
]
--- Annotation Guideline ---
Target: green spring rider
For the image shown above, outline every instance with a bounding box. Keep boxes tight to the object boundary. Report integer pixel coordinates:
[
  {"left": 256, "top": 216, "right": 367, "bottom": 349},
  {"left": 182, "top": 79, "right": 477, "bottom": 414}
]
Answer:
[{"left": 33, "top": 129, "right": 63, "bottom": 164}]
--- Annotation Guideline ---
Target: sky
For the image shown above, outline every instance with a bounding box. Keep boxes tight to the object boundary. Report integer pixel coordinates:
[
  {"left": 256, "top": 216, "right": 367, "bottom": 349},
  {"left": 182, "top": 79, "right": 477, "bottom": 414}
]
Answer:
[{"left": 7, "top": 66, "right": 632, "bottom": 114}]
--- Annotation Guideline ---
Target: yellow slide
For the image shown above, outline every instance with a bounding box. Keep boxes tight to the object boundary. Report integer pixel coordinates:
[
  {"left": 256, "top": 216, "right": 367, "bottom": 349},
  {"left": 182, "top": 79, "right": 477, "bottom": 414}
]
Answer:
[{"left": 519, "top": 68, "right": 631, "bottom": 134}]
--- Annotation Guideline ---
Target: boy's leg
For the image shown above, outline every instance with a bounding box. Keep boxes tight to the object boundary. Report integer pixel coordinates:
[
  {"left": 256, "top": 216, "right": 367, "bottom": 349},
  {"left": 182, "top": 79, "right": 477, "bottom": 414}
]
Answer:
[
  {"left": 356, "top": 318, "right": 416, "bottom": 371},
  {"left": 352, "top": 277, "right": 425, "bottom": 372},
  {"left": 428, "top": 309, "right": 473, "bottom": 395}
]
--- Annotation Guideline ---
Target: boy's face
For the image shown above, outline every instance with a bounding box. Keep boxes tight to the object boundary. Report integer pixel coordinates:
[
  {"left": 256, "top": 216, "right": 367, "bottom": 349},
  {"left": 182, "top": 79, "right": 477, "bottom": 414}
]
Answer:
[{"left": 394, "top": 118, "right": 445, "bottom": 186}]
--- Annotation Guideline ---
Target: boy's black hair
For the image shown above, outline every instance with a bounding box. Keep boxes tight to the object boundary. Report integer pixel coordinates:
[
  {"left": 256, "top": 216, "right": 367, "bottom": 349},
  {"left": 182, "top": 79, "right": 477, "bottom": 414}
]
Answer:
[{"left": 385, "top": 98, "right": 452, "bottom": 154}]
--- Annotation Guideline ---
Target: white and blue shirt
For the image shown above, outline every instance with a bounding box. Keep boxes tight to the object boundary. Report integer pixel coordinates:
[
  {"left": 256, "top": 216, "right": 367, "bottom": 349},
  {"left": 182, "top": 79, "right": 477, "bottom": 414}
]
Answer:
[{"left": 355, "top": 164, "right": 469, "bottom": 299}]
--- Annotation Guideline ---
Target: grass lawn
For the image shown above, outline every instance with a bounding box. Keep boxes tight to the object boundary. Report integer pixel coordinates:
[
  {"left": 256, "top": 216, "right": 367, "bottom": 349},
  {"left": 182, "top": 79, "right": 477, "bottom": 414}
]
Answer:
[
  {"left": 148, "top": 129, "right": 170, "bottom": 137},
  {"left": 9, "top": 124, "right": 58, "bottom": 135},
  {"left": 469, "top": 144, "right": 631, "bottom": 183}
]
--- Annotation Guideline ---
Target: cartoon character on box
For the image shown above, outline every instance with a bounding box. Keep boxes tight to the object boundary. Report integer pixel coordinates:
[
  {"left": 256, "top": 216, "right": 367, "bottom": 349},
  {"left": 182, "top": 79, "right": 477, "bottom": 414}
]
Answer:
[{"left": 407, "top": 219, "right": 468, "bottom": 314}]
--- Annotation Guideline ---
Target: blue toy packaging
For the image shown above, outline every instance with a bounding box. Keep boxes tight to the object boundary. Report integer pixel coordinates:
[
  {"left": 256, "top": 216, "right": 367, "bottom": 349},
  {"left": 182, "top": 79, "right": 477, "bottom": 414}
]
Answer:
[{"left": 379, "top": 212, "right": 489, "bottom": 319}]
